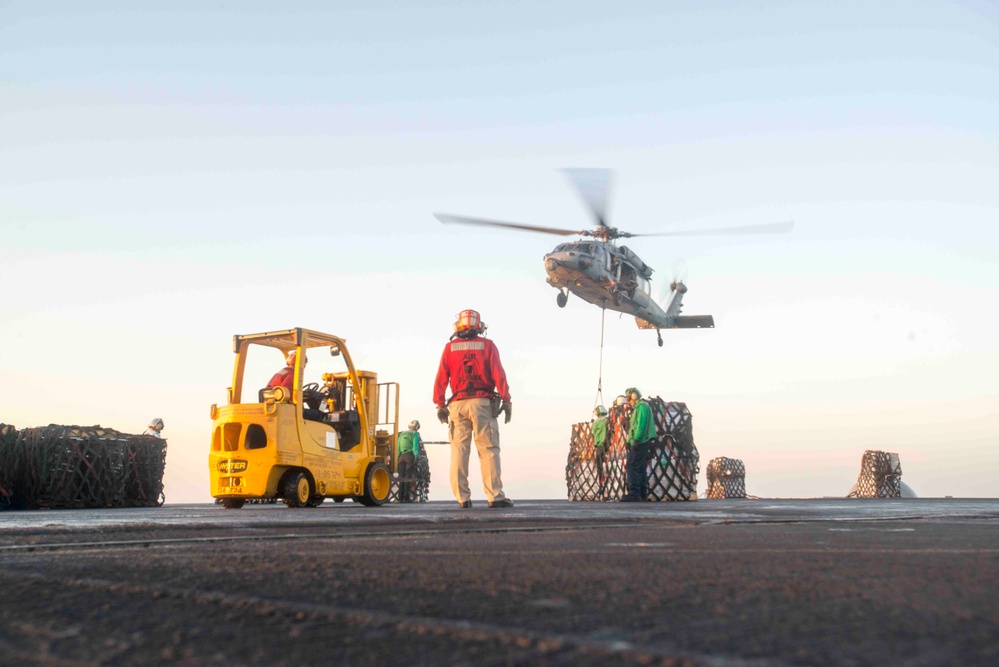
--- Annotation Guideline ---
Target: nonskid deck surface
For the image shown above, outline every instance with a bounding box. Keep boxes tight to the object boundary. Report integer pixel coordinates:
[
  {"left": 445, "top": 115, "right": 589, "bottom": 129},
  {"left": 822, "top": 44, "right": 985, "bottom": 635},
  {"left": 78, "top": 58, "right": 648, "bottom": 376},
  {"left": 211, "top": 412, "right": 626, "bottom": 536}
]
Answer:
[{"left": 2, "top": 499, "right": 997, "bottom": 666}]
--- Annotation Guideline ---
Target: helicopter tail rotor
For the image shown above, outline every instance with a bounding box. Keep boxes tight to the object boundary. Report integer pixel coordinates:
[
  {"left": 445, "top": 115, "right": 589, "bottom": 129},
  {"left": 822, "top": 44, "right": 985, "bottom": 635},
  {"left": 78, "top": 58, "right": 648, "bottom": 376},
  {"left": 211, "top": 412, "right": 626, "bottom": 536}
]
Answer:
[
  {"left": 669, "top": 258, "right": 689, "bottom": 287},
  {"left": 658, "top": 259, "right": 690, "bottom": 299}
]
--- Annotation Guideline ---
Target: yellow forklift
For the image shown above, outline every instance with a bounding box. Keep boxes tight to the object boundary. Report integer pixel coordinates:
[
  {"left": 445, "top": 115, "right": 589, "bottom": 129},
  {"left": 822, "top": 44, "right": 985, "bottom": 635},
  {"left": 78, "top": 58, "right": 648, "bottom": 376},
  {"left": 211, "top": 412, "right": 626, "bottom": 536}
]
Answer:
[{"left": 208, "top": 328, "right": 399, "bottom": 508}]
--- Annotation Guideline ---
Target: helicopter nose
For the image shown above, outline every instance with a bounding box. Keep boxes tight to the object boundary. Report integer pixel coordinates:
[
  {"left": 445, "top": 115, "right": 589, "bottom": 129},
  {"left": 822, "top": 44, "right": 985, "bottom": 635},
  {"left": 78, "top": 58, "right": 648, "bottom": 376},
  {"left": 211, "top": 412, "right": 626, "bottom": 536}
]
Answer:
[{"left": 547, "top": 253, "right": 575, "bottom": 269}]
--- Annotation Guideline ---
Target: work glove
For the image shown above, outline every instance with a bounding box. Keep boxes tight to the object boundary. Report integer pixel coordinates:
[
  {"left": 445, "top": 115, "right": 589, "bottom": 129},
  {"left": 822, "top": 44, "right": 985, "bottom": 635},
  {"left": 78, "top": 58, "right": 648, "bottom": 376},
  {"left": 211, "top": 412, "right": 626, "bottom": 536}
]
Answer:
[
  {"left": 500, "top": 400, "right": 512, "bottom": 424},
  {"left": 437, "top": 406, "right": 449, "bottom": 424}
]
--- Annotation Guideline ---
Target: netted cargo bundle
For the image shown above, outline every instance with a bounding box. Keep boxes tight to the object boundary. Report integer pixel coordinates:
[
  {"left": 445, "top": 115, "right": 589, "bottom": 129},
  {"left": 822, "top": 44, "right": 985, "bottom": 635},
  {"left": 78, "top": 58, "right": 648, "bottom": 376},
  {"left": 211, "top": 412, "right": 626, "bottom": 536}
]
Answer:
[
  {"left": 565, "top": 397, "right": 700, "bottom": 501},
  {"left": 648, "top": 399, "right": 700, "bottom": 501},
  {"left": 0, "top": 423, "right": 18, "bottom": 509},
  {"left": 706, "top": 457, "right": 747, "bottom": 499},
  {"left": 564, "top": 422, "right": 611, "bottom": 501},
  {"left": 390, "top": 447, "right": 431, "bottom": 503},
  {"left": 849, "top": 450, "right": 903, "bottom": 499},
  {"left": 2, "top": 424, "right": 167, "bottom": 510}
]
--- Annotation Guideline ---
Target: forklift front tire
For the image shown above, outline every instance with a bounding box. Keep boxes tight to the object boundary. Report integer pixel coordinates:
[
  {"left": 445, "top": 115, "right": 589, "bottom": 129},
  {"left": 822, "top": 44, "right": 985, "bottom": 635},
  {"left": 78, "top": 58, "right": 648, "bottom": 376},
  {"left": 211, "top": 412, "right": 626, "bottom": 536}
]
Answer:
[
  {"left": 357, "top": 463, "right": 390, "bottom": 507},
  {"left": 283, "top": 472, "right": 313, "bottom": 508}
]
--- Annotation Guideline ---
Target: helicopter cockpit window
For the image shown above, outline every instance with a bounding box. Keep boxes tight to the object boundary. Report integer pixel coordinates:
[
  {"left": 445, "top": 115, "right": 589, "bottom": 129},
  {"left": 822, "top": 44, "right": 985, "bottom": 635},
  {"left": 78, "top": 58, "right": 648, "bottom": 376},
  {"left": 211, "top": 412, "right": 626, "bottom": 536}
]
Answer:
[{"left": 638, "top": 276, "right": 651, "bottom": 295}]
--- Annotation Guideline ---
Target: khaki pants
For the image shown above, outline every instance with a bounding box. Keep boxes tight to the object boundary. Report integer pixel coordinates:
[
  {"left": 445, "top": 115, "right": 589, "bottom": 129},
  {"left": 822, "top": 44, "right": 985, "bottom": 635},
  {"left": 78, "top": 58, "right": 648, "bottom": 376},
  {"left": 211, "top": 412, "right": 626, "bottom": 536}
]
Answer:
[{"left": 448, "top": 397, "right": 506, "bottom": 503}]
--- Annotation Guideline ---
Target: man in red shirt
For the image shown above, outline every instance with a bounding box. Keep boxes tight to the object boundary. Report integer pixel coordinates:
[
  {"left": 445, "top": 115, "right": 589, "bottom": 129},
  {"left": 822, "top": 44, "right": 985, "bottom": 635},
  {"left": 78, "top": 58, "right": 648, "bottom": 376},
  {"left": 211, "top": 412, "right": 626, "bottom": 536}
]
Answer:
[
  {"left": 267, "top": 350, "right": 327, "bottom": 422},
  {"left": 434, "top": 309, "right": 513, "bottom": 509},
  {"left": 267, "top": 350, "right": 302, "bottom": 390}
]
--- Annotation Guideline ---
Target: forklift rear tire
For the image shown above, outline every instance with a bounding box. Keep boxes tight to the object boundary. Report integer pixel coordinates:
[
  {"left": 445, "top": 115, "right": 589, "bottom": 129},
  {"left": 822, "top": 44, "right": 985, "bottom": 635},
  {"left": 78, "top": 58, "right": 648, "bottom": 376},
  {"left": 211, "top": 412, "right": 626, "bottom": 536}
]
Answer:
[
  {"left": 333, "top": 497, "right": 345, "bottom": 503},
  {"left": 357, "top": 463, "right": 391, "bottom": 507},
  {"left": 221, "top": 498, "right": 245, "bottom": 509},
  {"left": 283, "top": 472, "right": 313, "bottom": 508}
]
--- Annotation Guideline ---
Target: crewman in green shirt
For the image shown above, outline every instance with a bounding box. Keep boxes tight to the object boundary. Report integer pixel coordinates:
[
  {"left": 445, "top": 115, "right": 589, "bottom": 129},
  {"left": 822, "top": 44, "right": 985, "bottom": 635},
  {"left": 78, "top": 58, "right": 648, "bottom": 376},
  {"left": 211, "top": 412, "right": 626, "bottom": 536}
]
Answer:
[
  {"left": 622, "top": 387, "right": 656, "bottom": 502},
  {"left": 591, "top": 405, "right": 608, "bottom": 499},
  {"left": 397, "top": 420, "right": 422, "bottom": 503}
]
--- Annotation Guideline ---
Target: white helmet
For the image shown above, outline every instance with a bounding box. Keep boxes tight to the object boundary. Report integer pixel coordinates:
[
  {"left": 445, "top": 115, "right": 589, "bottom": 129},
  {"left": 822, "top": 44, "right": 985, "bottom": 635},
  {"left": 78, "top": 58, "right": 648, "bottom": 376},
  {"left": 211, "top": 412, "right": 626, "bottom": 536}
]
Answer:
[
  {"left": 408, "top": 420, "right": 420, "bottom": 431},
  {"left": 149, "top": 417, "right": 164, "bottom": 430},
  {"left": 613, "top": 395, "right": 628, "bottom": 407}
]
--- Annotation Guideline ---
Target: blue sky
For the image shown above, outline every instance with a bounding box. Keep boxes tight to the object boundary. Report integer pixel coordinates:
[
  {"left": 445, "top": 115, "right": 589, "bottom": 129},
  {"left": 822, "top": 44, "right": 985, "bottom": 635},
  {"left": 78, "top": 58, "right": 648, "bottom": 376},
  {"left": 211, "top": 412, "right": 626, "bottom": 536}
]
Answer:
[{"left": 2, "top": 1, "right": 997, "bottom": 501}]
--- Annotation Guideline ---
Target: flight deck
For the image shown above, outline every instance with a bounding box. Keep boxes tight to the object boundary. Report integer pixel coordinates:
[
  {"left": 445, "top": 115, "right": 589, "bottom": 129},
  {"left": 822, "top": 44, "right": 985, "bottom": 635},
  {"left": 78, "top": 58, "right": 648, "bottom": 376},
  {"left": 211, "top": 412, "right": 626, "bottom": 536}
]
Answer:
[{"left": 2, "top": 498, "right": 996, "bottom": 665}]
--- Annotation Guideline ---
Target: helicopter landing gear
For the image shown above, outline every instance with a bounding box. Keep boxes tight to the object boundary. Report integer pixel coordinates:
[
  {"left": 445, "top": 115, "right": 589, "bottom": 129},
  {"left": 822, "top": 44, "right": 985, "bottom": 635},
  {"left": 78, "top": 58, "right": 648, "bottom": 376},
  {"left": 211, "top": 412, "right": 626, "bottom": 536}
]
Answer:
[
  {"left": 556, "top": 290, "right": 568, "bottom": 308},
  {"left": 612, "top": 290, "right": 622, "bottom": 307},
  {"left": 657, "top": 330, "right": 663, "bottom": 347}
]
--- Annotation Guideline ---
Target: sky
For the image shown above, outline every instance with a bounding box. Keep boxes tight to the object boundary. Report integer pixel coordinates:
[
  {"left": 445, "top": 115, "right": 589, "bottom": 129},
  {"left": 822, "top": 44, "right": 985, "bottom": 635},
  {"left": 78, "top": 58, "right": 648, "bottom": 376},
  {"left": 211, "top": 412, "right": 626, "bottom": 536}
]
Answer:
[{"left": 2, "top": 0, "right": 997, "bottom": 503}]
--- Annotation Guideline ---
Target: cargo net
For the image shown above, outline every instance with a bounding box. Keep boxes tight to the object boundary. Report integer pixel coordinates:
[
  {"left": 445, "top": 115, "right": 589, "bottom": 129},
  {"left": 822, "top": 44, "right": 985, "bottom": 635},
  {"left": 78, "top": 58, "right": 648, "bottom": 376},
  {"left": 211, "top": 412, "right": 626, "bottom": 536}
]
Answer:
[
  {"left": 0, "top": 423, "right": 17, "bottom": 510},
  {"left": 849, "top": 450, "right": 903, "bottom": 499},
  {"left": 706, "top": 457, "right": 747, "bottom": 499},
  {"left": 0, "top": 424, "right": 167, "bottom": 510},
  {"left": 565, "top": 398, "right": 700, "bottom": 501},
  {"left": 389, "top": 447, "right": 431, "bottom": 503}
]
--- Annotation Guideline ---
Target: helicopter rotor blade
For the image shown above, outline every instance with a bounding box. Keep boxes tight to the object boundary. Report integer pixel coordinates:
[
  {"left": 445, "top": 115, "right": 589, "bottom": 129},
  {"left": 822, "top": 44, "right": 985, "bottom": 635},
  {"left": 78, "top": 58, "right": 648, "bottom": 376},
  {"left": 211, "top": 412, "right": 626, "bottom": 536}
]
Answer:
[
  {"left": 658, "top": 259, "right": 689, "bottom": 303},
  {"left": 633, "top": 220, "right": 795, "bottom": 237},
  {"left": 670, "top": 258, "right": 690, "bottom": 283},
  {"left": 435, "top": 213, "right": 584, "bottom": 237},
  {"left": 562, "top": 168, "right": 613, "bottom": 227}
]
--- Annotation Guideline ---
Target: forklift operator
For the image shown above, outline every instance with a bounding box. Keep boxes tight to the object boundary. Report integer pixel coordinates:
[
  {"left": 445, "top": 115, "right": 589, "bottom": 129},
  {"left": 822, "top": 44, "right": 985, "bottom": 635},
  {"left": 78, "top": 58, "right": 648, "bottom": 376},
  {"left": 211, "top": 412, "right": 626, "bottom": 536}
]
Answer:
[
  {"left": 267, "top": 350, "right": 325, "bottom": 422},
  {"left": 267, "top": 350, "right": 303, "bottom": 391}
]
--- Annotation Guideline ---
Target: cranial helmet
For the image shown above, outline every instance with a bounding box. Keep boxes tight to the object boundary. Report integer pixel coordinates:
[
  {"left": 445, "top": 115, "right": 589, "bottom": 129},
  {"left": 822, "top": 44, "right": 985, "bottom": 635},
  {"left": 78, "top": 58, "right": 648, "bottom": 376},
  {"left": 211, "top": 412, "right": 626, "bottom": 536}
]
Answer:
[
  {"left": 593, "top": 405, "right": 607, "bottom": 417},
  {"left": 149, "top": 417, "right": 164, "bottom": 429},
  {"left": 408, "top": 420, "right": 420, "bottom": 431},
  {"left": 625, "top": 387, "right": 642, "bottom": 400},
  {"left": 613, "top": 395, "right": 628, "bottom": 407},
  {"left": 453, "top": 309, "right": 487, "bottom": 338}
]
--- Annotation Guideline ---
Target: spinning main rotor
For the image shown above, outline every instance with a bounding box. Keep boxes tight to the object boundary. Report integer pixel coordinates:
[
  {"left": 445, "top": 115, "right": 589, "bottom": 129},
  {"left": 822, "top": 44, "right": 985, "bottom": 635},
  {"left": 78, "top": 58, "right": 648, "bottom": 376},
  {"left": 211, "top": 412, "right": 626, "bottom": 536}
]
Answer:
[{"left": 435, "top": 168, "right": 794, "bottom": 243}]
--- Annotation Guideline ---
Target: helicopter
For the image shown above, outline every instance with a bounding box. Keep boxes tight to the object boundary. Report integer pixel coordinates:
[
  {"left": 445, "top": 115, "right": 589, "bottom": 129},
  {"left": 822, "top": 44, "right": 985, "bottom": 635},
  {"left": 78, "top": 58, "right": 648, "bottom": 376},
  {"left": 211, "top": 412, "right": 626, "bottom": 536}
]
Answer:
[{"left": 435, "top": 169, "right": 793, "bottom": 347}]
